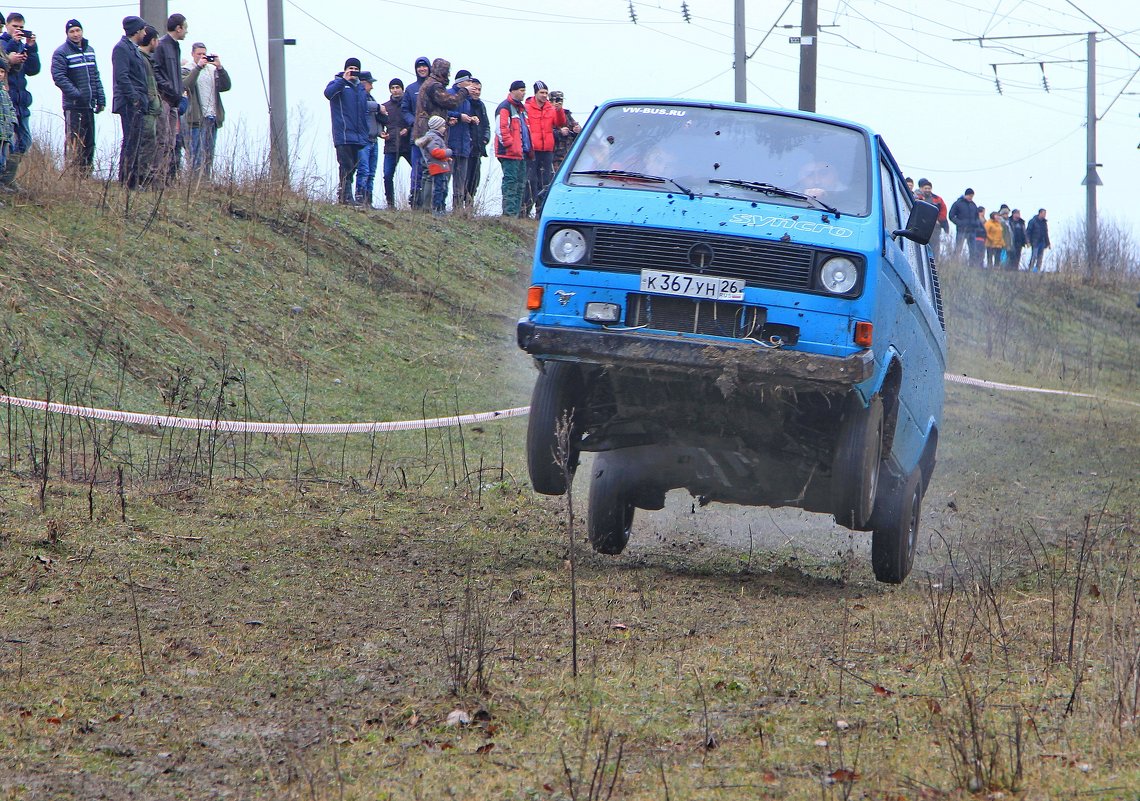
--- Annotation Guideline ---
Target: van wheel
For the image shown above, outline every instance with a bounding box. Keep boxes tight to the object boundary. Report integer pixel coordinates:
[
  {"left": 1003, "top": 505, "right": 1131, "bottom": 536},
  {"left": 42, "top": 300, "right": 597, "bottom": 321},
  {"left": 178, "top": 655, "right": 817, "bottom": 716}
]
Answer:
[
  {"left": 526, "top": 361, "right": 582, "bottom": 496},
  {"left": 587, "top": 454, "right": 634, "bottom": 555},
  {"left": 870, "top": 466, "right": 922, "bottom": 584},
  {"left": 831, "top": 394, "right": 883, "bottom": 529}
]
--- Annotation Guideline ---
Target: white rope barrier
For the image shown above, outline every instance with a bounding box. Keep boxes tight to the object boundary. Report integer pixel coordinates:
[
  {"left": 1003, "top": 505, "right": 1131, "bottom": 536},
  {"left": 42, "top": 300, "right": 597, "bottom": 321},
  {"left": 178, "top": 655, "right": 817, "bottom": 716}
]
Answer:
[
  {"left": 0, "top": 372, "right": 1132, "bottom": 437},
  {"left": 944, "top": 374, "right": 1140, "bottom": 408},
  {"left": 0, "top": 394, "right": 530, "bottom": 434}
]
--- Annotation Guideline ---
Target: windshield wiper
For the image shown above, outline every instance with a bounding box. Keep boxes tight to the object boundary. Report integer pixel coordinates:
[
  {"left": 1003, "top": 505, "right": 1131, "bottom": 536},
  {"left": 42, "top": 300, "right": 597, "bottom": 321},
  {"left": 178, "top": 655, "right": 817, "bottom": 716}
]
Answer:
[
  {"left": 571, "top": 169, "right": 694, "bottom": 198},
  {"left": 708, "top": 178, "right": 840, "bottom": 217}
]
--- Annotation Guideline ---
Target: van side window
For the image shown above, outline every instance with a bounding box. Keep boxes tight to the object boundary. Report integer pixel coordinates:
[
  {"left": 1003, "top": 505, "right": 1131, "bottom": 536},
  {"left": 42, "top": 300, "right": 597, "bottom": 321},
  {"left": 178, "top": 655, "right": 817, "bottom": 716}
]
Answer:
[{"left": 879, "top": 161, "right": 900, "bottom": 242}]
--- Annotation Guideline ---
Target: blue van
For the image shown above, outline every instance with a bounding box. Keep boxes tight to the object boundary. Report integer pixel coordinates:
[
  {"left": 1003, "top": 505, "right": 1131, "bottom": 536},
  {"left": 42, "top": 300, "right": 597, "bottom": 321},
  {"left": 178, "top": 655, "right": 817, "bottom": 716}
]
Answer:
[{"left": 517, "top": 99, "right": 946, "bottom": 583}]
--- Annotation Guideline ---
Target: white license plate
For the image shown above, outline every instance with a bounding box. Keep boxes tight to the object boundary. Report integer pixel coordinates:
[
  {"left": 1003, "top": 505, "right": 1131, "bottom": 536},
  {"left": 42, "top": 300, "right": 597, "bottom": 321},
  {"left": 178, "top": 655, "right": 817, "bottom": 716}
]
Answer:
[{"left": 639, "top": 269, "right": 745, "bottom": 301}]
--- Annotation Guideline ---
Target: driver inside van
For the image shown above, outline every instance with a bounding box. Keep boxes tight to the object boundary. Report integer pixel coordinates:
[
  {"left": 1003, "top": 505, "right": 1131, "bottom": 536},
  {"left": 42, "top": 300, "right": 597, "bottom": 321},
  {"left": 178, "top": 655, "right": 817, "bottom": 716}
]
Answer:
[{"left": 797, "top": 159, "right": 844, "bottom": 201}]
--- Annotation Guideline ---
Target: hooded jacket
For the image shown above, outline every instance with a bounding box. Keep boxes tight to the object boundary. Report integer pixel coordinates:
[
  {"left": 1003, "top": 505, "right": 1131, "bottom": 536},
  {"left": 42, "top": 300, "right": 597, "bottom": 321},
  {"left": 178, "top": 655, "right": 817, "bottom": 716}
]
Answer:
[
  {"left": 51, "top": 37, "right": 106, "bottom": 111},
  {"left": 324, "top": 72, "right": 369, "bottom": 147},
  {"left": 412, "top": 58, "right": 468, "bottom": 139},
  {"left": 415, "top": 120, "right": 451, "bottom": 175},
  {"left": 523, "top": 95, "right": 566, "bottom": 153},
  {"left": 401, "top": 56, "right": 430, "bottom": 129},
  {"left": 495, "top": 93, "right": 530, "bottom": 160}
]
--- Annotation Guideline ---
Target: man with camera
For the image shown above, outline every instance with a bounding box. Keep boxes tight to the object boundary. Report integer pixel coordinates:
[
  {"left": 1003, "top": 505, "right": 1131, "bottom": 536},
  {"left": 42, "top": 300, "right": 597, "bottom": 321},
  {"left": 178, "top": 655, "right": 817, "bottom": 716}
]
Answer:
[
  {"left": 182, "top": 43, "right": 230, "bottom": 180},
  {"left": 51, "top": 19, "right": 106, "bottom": 176},
  {"left": 324, "top": 57, "right": 369, "bottom": 205},
  {"left": 0, "top": 12, "right": 40, "bottom": 191}
]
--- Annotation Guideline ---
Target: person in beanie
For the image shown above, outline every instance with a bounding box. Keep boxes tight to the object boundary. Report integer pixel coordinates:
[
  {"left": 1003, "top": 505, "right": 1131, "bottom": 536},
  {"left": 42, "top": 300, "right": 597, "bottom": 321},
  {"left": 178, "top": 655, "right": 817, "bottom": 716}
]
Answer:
[
  {"left": 400, "top": 56, "right": 431, "bottom": 207},
  {"left": 354, "top": 71, "right": 382, "bottom": 208},
  {"left": 0, "top": 12, "right": 39, "bottom": 190},
  {"left": 51, "top": 19, "right": 106, "bottom": 175},
  {"left": 324, "top": 56, "right": 369, "bottom": 204},
  {"left": 111, "top": 15, "right": 150, "bottom": 188},
  {"left": 522, "top": 80, "right": 566, "bottom": 216},
  {"left": 550, "top": 89, "right": 581, "bottom": 174},
  {"left": 948, "top": 188, "right": 978, "bottom": 260},
  {"left": 411, "top": 58, "right": 471, "bottom": 210},
  {"left": 495, "top": 80, "right": 530, "bottom": 216},
  {"left": 380, "top": 77, "right": 410, "bottom": 209},
  {"left": 414, "top": 114, "right": 452, "bottom": 216}
]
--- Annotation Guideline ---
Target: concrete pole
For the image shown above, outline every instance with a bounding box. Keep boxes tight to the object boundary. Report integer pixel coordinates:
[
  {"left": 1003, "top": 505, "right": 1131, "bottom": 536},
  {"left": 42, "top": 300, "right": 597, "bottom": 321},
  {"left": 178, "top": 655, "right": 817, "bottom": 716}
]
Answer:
[
  {"left": 734, "top": 0, "right": 746, "bottom": 102},
  {"left": 268, "top": 0, "right": 289, "bottom": 183},
  {"left": 1085, "top": 32, "right": 1099, "bottom": 273},
  {"left": 140, "top": 0, "right": 167, "bottom": 27},
  {"left": 799, "top": 0, "right": 818, "bottom": 112}
]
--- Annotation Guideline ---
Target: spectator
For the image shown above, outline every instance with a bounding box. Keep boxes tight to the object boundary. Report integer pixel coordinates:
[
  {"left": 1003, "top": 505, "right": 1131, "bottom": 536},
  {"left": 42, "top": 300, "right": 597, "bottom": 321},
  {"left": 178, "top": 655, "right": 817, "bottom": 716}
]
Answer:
[
  {"left": 0, "top": 12, "right": 38, "bottom": 191},
  {"left": 998, "top": 205, "right": 1014, "bottom": 270},
  {"left": 495, "top": 79, "right": 530, "bottom": 217},
  {"left": 1026, "top": 208, "right": 1050, "bottom": 272},
  {"left": 153, "top": 13, "right": 188, "bottom": 183},
  {"left": 550, "top": 90, "right": 581, "bottom": 173},
  {"left": 138, "top": 25, "right": 163, "bottom": 187},
  {"left": 984, "top": 211, "right": 1005, "bottom": 269},
  {"left": 447, "top": 69, "right": 476, "bottom": 210},
  {"left": 0, "top": 56, "right": 16, "bottom": 192},
  {"left": 51, "top": 19, "right": 105, "bottom": 176},
  {"left": 412, "top": 58, "right": 470, "bottom": 211},
  {"left": 972, "top": 206, "right": 987, "bottom": 268},
  {"left": 353, "top": 71, "right": 382, "bottom": 208},
  {"left": 948, "top": 188, "right": 978, "bottom": 259},
  {"left": 324, "top": 57, "right": 369, "bottom": 205},
  {"left": 915, "top": 179, "right": 947, "bottom": 255},
  {"left": 111, "top": 16, "right": 149, "bottom": 188},
  {"left": 465, "top": 78, "right": 490, "bottom": 206},
  {"left": 1007, "top": 208, "right": 1027, "bottom": 271},
  {"left": 181, "top": 43, "right": 230, "bottom": 180},
  {"left": 523, "top": 81, "right": 565, "bottom": 216},
  {"left": 380, "top": 77, "right": 410, "bottom": 209},
  {"left": 414, "top": 114, "right": 451, "bottom": 216},
  {"left": 401, "top": 56, "right": 430, "bottom": 207}
]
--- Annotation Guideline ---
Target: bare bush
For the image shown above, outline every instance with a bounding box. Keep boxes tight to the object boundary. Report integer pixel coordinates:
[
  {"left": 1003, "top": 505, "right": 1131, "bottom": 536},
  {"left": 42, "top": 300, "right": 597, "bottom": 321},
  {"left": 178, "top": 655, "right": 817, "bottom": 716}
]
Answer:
[{"left": 1053, "top": 215, "right": 1140, "bottom": 284}]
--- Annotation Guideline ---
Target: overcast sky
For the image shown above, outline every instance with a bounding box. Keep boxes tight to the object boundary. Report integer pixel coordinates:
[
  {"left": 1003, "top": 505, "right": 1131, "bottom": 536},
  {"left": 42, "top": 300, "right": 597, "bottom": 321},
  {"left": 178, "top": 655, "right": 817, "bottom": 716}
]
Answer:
[{"left": 14, "top": 0, "right": 1140, "bottom": 245}]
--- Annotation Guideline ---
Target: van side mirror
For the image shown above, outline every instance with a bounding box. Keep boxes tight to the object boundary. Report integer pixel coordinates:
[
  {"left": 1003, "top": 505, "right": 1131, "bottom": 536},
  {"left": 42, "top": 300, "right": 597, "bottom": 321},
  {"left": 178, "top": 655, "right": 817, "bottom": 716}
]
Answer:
[{"left": 892, "top": 200, "right": 938, "bottom": 245}]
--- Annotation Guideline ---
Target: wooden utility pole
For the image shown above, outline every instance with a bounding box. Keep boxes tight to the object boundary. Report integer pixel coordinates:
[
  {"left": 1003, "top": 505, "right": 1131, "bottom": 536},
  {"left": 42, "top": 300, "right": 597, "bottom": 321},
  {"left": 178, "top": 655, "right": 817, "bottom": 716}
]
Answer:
[{"left": 798, "top": 0, "right": 818, "bottom": 111}]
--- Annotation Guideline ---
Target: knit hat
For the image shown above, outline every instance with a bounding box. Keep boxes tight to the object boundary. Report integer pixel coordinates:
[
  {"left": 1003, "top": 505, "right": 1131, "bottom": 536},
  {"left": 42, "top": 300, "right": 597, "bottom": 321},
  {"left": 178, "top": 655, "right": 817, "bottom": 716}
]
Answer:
[
  {"left": 917, "top": 178, "right": 931, "bottom": 188},
  {"left": 550, "top": 90, "right": 564, "bottom": 101},
  {"left": 344, "top": 57, "right": 361, "bottom": 71},
  {"left": 66, "top": 19, "right": 83, "bottom": 32},
  {"left": 358, "top": 71, "right": 374, "bottom": 84},
  {"left": 427, "top": 115, "right": 446, "bottom": 131},
  {"left": 964, "top": 187, "right": 974, "bottom": 195},
  {"left": 389, "top": 77, "right": 404, "bottom": 89},
  {"left": 454, "top": 69, "right": 471, "bottom": 82},
  {"left": 534, "top": 80, "right": 548, "bottom": 92},
  {"left": 414, "top": 56, "right": 430, "bottom": 69},
  {"left": 122, "top": 16, "right": 146, "bottom": 36},
  {"left": 510, "top": 80, "right": 526, "bottom": 92}
]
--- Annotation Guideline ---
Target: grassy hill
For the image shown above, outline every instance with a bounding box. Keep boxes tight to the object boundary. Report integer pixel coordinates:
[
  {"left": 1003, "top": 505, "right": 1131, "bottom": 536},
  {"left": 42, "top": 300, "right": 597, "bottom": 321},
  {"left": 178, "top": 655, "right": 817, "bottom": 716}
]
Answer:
[{"left": 1, "top": 169, "right": 1139, "bottom": 799}]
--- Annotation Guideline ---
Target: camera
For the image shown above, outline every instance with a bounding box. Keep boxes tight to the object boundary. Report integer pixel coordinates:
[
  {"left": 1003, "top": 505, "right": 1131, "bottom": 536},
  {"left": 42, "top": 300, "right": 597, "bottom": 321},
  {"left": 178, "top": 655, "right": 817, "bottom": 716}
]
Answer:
[
  {"left": 204, "top": 55, "right": 217, "bottom": 62},
  {"left": 19, "top": 29, "right": 32, "bottom": 38}
]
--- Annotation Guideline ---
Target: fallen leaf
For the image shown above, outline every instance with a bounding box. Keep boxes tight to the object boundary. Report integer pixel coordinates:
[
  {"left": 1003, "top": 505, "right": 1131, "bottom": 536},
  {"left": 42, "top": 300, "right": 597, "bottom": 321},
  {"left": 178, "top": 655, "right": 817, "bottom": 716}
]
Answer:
[
  {"left": 961, "top": 651, "right": 974, "bottom": 665},
  {"left": 926, "top": 699, "right": 942, "bottom": 714},
  {"left": 440, "top": 741, "right": 455, "bottom": 750},
  {"left": 46, "top": 717, "right": 62, "bottom": 725},
  {"left": 475, "top": 742, "right": 495, "bottom": 754},
  {"left": 829, "top": 767, "right": 860, "bottom": 782},
  {"left": 761, "top": 771, "right": 778, "bottom": 784},
  {"left": 1088, "top": 584, "right": 1101, "bottom": 599},
  {"left": 407, "top": 713, "right": 420, "bottom": 728},
  {"left": 543, "top": 784, "right": 555, "bottom": 792},
  {"left": 873, "top": 684, "right": 894, "bottom": 697},
  {"left": 105, "top": 712, "right": 122, "bottom": 722}
]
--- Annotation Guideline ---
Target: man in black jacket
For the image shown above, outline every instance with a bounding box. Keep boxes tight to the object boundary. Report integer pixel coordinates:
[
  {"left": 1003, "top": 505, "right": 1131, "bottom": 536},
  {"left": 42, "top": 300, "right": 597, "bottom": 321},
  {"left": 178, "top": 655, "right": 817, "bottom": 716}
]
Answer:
[
  {"left": 112, "top": 15, "right": 149, "bottom": 187},
  {"left": 948, "top": 188, "right": 978, "bottom": 260},
  {"left": 51, "top": 19, "right": 105, "bottom": 175},
  {"left": 153, "top": 13, "right": 187, "bottom": 183}
]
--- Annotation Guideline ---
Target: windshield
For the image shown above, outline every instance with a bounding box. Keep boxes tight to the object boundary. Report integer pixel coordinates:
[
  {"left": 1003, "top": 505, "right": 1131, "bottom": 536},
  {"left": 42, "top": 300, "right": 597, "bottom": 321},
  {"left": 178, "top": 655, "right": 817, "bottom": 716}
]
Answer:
[{"left": 567, "top": 104, "right": 872, "bottom": 216}]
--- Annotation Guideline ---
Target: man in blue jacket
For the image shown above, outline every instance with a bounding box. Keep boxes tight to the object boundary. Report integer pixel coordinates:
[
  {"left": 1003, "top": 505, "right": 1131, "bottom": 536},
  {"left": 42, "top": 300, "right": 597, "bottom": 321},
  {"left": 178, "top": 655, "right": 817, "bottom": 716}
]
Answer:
[
  {"left": 51, "top": 19, "right": 105, "bottom": 175},
  {"left": 0, "top": 12, "right": 40, "bottom": 190},
  {"left": 324, "top": 57, "right": 369, "bottom": 205},
  {"left": 401, "top": 56, "right": 430, "bottom": 208}
]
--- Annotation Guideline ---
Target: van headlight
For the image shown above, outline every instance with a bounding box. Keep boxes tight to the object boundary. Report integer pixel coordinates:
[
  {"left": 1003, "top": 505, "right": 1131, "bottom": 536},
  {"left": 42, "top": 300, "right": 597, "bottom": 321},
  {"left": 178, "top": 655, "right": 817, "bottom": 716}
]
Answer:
[
  {"left": 549, "top": 228, "right": 587, "bottom": 264},
  {"left": 820, "top": 256, "right": 858, "bottom": 294}
]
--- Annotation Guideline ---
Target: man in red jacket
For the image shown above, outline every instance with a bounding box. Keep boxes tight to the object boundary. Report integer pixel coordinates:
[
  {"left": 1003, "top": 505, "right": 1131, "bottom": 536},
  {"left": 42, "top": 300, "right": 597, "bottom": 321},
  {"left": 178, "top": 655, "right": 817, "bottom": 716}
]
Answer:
[
  {"left": 495, "top": 80, "right": 530, "bottom": 217},
  {"left": 523, "top": 80, "right": 566, "bottom": 216}
]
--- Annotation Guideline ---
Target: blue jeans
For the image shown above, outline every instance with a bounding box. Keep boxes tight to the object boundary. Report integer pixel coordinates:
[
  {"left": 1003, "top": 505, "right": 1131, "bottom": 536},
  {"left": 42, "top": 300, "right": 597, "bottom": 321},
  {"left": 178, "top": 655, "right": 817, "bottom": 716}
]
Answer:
[
  {"left": 382, "top": 150, "right": 411, "bottom": 208},
  {"left": 189, "top": 118, "right": 218, "bottom": 178},
  {"left": 431, "top": 172, "right": 449, "bottom": 213},
  {"left": 356, "top": 140, "right": 378, "bottom": 206}
]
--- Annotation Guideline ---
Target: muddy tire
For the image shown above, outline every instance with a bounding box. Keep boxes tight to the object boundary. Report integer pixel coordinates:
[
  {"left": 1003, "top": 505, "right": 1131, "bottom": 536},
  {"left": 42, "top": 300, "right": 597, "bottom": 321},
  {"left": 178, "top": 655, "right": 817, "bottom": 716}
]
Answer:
[
  {"left": 587, "top": 454, "right": 634, "bottom": 555},
  {"left": 526, "top": 361, "right": 582, "bottom": 496},
  {"left": 870, "top": 466, "right": 922, "bottom": 584},
  {"left": 831, "top": 394, "right": 884, "bottom": 529}
]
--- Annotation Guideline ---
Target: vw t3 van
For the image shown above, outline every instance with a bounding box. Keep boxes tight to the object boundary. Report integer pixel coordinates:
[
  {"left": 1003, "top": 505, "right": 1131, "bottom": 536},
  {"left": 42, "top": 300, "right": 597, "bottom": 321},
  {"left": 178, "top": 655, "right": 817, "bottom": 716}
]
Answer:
[{"left": 517, "top": 99, "right": 946, "bottom": 583}]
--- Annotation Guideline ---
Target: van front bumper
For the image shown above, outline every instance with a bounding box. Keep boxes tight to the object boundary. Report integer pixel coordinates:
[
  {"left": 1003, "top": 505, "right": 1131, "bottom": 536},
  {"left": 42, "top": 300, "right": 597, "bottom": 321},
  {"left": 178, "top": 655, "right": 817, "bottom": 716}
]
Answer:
[{"left": 517, "top": 321, "right": 874, "bottom": 391}]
